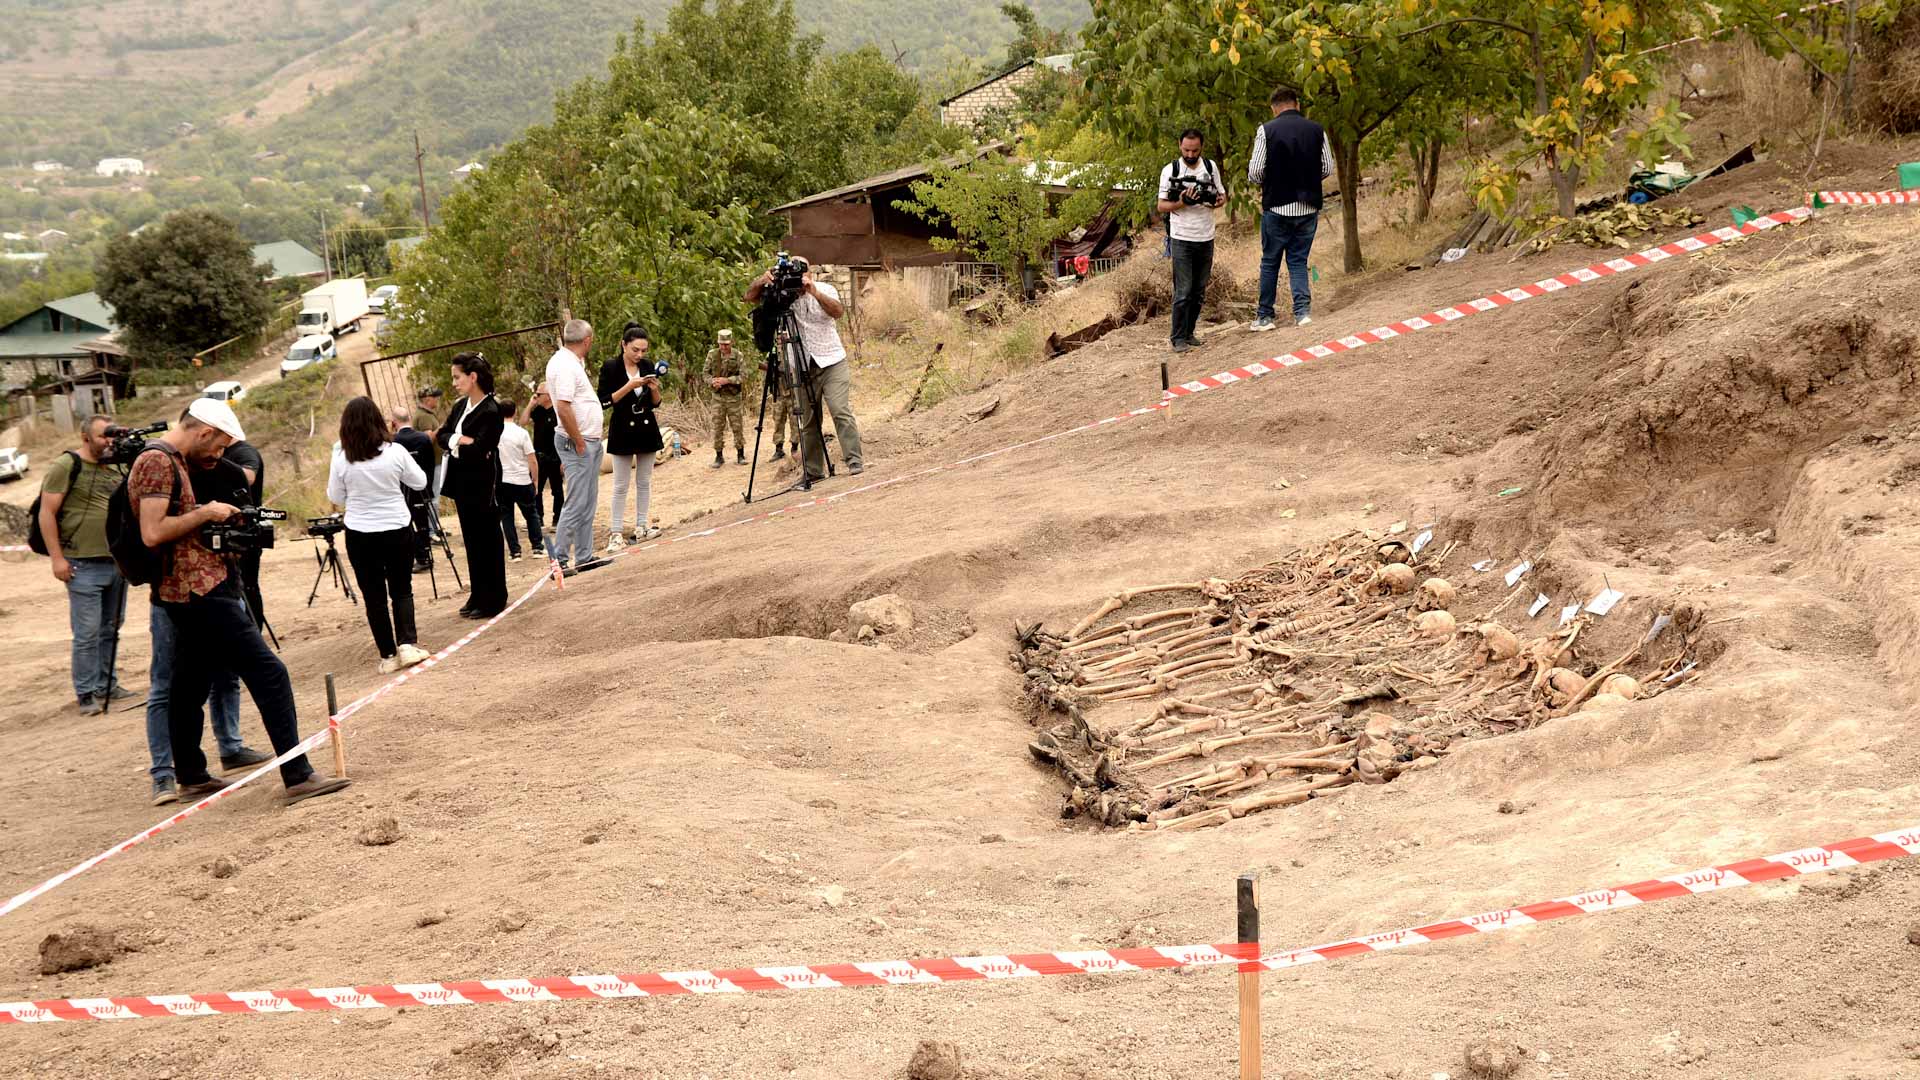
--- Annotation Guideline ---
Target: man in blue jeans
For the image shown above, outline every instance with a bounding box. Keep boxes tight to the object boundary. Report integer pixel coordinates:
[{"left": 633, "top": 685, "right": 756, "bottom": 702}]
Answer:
[
  {"left": 544, "top": 319, "right": 606, "bottom": 574},
  {"left": 38, "top": 416, "right": 136, "bottom": 715},
  {"left": 1247, "top": 85, "right": 1335, "bottom": 331}
]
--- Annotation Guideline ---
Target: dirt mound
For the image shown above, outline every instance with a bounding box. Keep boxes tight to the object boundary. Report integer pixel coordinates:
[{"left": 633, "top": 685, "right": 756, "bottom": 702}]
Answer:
[
  {"left": 1537, "top": 231, "right": 1919, "bottom": 533},
  {"left": 1113, "top": 258, "right": 1252, "bottom": 323}
]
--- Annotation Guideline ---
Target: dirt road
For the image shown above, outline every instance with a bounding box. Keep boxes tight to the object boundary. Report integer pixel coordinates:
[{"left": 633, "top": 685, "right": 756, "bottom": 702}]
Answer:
[{"left": 2, "top": 154, "right": 1918, "bottom": 1079}]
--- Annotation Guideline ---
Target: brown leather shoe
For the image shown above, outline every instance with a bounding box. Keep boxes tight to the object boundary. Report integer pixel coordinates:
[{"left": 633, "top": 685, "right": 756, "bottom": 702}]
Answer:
[
  {"left": 281, "top": 774, "right": 352, "bottom": 806},
  {"left": 178, "top": 776, "right": 233, "bottom": 799}
]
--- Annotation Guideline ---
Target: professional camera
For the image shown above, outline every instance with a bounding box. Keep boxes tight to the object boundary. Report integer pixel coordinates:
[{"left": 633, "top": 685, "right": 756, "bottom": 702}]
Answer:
[
  {"left": 305, "top": 513, "right": 346, "bottom": 538},
  {"left": 102, "top": 421, "right": 170, "bottom": 466},
  {"left": 205, "top": 505, "right": 288, "bottom": 555},
  {"left": 1172, "top": 172, "right": 1219, "bottom": 207},
  {"left": 761, "top": 252, "right": 809, "bottom": 314}
]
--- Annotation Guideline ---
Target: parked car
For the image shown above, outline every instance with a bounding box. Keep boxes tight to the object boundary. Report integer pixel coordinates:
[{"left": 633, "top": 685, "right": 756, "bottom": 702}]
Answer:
[
  {"left": 201, "top": 379, "right": 246, "bottom": 403},
  {"left": 0, "top": 446, "right": 27, "bottom": 481},
  {"left": 369, "top": 284, "right": 400, "bottom": 313},
  {"left": 280, "top": 334, "right": 338, "bottom": 377}
]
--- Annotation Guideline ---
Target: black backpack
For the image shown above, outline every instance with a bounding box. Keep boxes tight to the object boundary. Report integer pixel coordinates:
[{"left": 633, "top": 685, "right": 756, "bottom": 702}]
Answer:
[
  {"left": 24, "top": 450, "right": 80, "bottom": 557},
  {"left": 106, "top": 443, "right": 183, "bottom": 587}
]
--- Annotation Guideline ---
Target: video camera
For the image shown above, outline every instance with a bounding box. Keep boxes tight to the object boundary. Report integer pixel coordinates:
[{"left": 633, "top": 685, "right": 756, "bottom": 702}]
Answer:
[
  {"left": 1171, "top": 172, "right": 1220, "bottom": 207},
  {"left": 305, "top": 513, "right": 346, "bottom": 538},
  {"left": 205, "top": 505, "right": 288, "bottom": 555},
  {"left": 761, "top": 252, "right": 809, "bottom": 314},
  {"left": 103, "top": 421, "right": 170, "bottom": 466}
]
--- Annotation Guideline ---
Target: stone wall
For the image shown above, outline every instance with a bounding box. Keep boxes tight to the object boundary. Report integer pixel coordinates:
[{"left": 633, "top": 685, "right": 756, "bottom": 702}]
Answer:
[{"left": 940, "top": 65, "right": 1039, "bottom": 128}]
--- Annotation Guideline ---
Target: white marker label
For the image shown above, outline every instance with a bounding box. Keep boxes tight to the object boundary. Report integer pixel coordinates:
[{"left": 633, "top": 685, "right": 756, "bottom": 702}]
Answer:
[
  {"left": 1411, "top": 529, "right": 1434, "bottom": 555},
  {"left": 1644, "top": 613, "right": 1672, "bottom": 642},
  {"left": 1585, "top": 588, "right": 1626, "bottom": 616},
  {"left": 1472, "top": 559, "right": 1494, "bottom": 572},
  {"left": 1558, "top": 604, "right": 1580, "bottom": 628},
  {"left": 1663, "top": 661, "right": 1697, "bottom": 683},
  {"left": 1505, "top": 561, "right": 1532, "bottom": 587},
  {"left": 1528, "top": 593, "right": 1550, "bottom": 618}
]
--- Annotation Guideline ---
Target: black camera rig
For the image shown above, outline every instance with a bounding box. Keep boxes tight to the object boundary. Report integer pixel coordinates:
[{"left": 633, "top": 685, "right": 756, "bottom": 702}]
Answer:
[
  {"left": 103, "top": 421, "right": 170, "bottom": 466},
  {"left": 1171, "top": 172, "right": 1220, "bottom": 207},
  {"left": 205, "top": 505, "right": 288, "bottom": 555},
  {"left": 305, "top": 512, "right": 346, "bottom": 538}
]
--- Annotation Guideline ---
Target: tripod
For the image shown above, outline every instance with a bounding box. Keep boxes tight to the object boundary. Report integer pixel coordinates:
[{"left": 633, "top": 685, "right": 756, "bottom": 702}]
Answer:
[
  {"left": 415, "top": 496, "right": 464, "bottom": 600},
  {"left": 744, "top": 307, "right": 834, "bottom": 504},
  {"left": 306, "top": 530, "right": 357, "bottom": 607}
]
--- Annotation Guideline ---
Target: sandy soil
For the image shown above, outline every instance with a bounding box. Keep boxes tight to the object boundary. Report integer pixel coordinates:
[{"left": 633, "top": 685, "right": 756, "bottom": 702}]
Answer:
[{"left": 2, "top": 153, "right": 1919, "bottom": 1080}]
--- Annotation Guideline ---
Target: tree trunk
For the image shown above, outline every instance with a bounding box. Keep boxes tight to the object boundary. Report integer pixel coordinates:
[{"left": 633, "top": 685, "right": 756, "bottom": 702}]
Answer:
[
  {"left": 1550, "top": 157, "right": 1579, "bottom": 220},
  {"left": 1332, "top": 135, "right": 1363, "bottom": 274},
  {"left": 1841, "top": 0, "right": 1858, "bottom": 126},
  {"left": 1410, "top": 140, "right": 1441, "bottom": 225}
]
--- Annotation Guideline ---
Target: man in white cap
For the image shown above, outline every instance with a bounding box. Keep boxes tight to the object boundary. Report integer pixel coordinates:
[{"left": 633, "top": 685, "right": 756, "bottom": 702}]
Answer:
[{"left": 127, "top": 399, "right": 351, "bottom": 807}]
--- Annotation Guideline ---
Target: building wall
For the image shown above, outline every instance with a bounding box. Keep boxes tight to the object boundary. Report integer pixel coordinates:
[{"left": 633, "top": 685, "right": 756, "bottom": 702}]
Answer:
[{"left": 940, "top": 66, "right": 1039, "bottom": 128}]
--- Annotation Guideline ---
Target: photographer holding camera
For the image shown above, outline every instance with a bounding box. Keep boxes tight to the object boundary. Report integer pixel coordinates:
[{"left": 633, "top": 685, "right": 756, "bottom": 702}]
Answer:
[
  {"left": 597, "top": 323, "right": 664, "bottom": 550},
  {"left": 436, "top": 352, "right": 508, "bottom": 619},
  {"left": 329, "top": 397, "right": 432, "bottom": 674},
  {"left": 127, "top": 399, "right": 349, "bottom": 806},
  {"left": 1156, "top": 128, "right": 1228, "bottom": 354},
  {"left": 745, "top": 256, "right": 864, "bottom": 483}
]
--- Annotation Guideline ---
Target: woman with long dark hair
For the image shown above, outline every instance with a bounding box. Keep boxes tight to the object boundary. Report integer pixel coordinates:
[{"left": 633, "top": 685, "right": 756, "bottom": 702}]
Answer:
[
  {"left": 597, "top": 323, "right": 664, "bottom": 551},
  {"left": 327, "top": 396, "right": 431, "bottom": 673},
  {"left": 436, "top": 352, "right": 508, "bottom": 618}
]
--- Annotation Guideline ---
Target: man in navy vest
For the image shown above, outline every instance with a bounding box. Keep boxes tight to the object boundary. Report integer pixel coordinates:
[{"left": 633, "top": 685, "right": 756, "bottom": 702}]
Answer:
[{"left": 1247, "top": 85, "right": 1335, "bottom": 331}]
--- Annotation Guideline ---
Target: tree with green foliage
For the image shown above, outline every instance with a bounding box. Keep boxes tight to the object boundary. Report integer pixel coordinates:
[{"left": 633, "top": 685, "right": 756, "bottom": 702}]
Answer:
[
  {"left": 893, "top": 155, "right": 1103, "bottom": 290},
  {"left": 94, "top": 210, "right": 273, "bottom": 365},
  {"left": 998, "top": 1, "right": 1072, "bottom": 69},
  {"left": 1719, "top": 0, "right": 1907, "bottom": 126}
]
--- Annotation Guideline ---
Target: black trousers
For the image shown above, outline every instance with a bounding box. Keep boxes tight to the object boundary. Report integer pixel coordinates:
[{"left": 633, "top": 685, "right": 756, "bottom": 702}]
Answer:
[
  {"left": 1170, "top": 237, "right": 1214, "bottom": 344},
  {"left": 496, "top": 481, "right": 544, "bottom": 557},
  {"left": 345, "top": 526, "right": 418, "bottom": 657},
  {"left": 535, "top": 453, "right": 564, "bottom": 526},
  {"left": 454, "top": 491, "right": 508, "bottom": 613},
  {"left": 158, "top": 578, "right": 313, "bottom": 788}
]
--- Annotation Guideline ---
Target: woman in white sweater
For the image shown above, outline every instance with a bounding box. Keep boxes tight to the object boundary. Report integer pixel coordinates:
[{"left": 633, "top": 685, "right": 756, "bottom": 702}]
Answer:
[{"left": 327, "top": 396, "right": 431, "bottom": 673}]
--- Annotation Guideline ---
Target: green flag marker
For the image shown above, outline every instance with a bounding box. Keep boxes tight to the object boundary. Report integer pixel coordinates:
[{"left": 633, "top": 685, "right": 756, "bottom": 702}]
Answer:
[
  {"left": 1497, "top": 486, "right": 1524, "bottom": 497},
  {"left": 1811, "top": 193, "right": 1829, "bottom": 210},
  {"left": 1731, "top": 206, "right": 1759, "bottom": 227},
  {"left": 1898, "top": 161, "right": 1920, "bottom": 191},
  {"left": 1310, "top": 266, "right": 1320, "bottom": 283}
]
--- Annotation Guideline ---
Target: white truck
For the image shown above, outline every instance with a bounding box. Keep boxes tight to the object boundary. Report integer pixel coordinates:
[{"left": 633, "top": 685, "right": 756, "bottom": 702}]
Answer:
[{"left": 296, "top": 278, "right": 370, "bottom": 337}]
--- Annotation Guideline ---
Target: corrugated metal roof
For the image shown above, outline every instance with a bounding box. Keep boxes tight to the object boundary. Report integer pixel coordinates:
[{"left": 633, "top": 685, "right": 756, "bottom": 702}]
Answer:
[
  {"left": 772, "top": 144, "right": 1005, "bottom": 213},
  {"left": 0, "top": 331, "right": 98, "bottom": 359},
  {"left": 251, "top": 240, "right": 327, "bottom": 280},
  {"left": 43, "top": 291, "right": 115, "bottom": 330}
]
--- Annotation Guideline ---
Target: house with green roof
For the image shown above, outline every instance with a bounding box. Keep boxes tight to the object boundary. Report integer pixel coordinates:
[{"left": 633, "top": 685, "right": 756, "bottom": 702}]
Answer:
[
  {"left": 0, "top": 292, "right": 121, "bottom": 393},
  {"left": 251, "top": 240, "right": 327, "bottom": 281}
]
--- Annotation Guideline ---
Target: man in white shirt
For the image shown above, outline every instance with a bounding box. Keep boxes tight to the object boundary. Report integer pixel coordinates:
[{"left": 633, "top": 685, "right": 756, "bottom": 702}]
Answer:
[
  {"left": 1156, "top": 128, "right": 1228, "bottom": 353},
  {"left": 745, "top": 257, "right": 864, "bottom": 485},
  {"left": 494, "top": 398, "right": 543, "bottom": 562},
  {"left": 543, "top": 319, "right": 604, "bottom": 572}
]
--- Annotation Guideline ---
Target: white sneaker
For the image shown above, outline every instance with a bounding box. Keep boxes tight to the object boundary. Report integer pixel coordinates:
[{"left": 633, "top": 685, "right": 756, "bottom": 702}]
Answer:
[
  {"left": 1296, "top": 315, "right": 1313, "bottom": 327},
  {"left": 639, "top": 526, "right": 662, "bottom": 541},
  {"left": 606, "top": 533, "right": 627, "bottom": 553},
  {"left": 378, "top": 656, "right": 401, "bottom": 675},
  {"left": 396, "top": 644, "right": 431, "bottom": 668},
  {"left": 1248, "top": 318, "right": 1276, "bottom": 332}
]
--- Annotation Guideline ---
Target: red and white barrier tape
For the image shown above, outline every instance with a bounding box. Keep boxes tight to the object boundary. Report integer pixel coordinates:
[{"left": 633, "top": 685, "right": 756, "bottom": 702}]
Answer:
[
  {"left": 0, "top": 572, "right": 552, "bottom": 920},
  {"left": 1163, "top": 208, "right": 1811, "bottom": 403},
  {"left": 3, "top": 824, "right": 1912, "bottom": 1024},
  {"left": 0, "top": 195, "right": 1848, "bottom": 923},
  {"left": 1814, "top": 190, "right": 1920, "bottom": 206}
]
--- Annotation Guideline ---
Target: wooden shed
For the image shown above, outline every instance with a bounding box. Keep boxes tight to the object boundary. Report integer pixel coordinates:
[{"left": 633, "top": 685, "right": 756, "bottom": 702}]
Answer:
[{"left": 771, "top": 146, "right": 1006, "bottom": 271}]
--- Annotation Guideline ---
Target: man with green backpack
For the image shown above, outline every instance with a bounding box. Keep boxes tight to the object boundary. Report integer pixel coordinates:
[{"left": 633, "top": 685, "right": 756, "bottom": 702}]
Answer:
[{"left": 33, "top": 415, "right": 135, "bottom": 716}]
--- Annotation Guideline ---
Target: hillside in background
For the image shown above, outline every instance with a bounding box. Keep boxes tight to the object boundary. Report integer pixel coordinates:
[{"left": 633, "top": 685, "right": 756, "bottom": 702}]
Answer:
[{"left": 1, "top": 0, "right": 1088, "bottom": 171}]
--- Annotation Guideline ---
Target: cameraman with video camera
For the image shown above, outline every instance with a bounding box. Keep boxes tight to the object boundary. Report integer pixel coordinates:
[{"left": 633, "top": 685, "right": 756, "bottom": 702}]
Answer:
[
  {"left": 330, "top": 397, "right": 432, "bottom": 674},
  {"left": 745, "top": 256, "right": 864, "bottom": 483},
  {"left": 127, "top": 399, "right": 349, "bottom": 806},
  {"left": 1156, "top": 128, "right": 1228, "bottom": 354}
]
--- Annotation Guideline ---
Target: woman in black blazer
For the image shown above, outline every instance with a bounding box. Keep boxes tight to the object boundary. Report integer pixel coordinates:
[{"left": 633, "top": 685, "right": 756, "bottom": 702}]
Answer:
[
  {"left": 597, "top": 323, "right": 665, "bottom": 551},
  {"left": 435, "top": 352, "right": 508, "bottom": 618}
]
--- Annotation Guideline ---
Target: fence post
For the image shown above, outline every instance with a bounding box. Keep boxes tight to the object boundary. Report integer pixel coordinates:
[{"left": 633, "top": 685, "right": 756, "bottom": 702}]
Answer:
[
  {"left": 1238, "top": 871, "right": 1261, "bottom": 1080},
  {"left": 325, "top": 673, "right": 347, "bottom": 778},
  {"left": 1159, "top": 361, "right": 1172, "bottom": 421}
]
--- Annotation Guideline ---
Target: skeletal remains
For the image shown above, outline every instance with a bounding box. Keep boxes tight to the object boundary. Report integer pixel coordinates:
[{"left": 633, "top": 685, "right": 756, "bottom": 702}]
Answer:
[{"left": 1011, "top": 528, "right": 1711, "bottom": 831}]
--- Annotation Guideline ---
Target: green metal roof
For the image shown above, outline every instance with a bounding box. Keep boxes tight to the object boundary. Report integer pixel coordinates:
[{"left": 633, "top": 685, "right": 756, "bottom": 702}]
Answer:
[
  {"left": 0, "top": 331, "right": 98, "bottom": 359},
  {"left": 251, "top": 240, "right": 326, "bottom": 280},
  {"left": 42, "top": 292, "right": 115, "bottom": 331}
]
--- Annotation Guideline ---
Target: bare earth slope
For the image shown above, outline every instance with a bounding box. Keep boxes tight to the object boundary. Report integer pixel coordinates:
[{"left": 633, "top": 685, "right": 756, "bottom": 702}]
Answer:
[{"left": 2, "top": 159, "right": 1918, "bottom": 1079}]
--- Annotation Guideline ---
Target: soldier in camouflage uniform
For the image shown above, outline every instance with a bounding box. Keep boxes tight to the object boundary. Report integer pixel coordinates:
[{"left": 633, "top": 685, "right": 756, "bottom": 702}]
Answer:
[
  {"left": 705, "top": 329, "right": 749, "bottom": 467},
  {"left": 767, "top": 372, "right": 799, "bottom": 460}
]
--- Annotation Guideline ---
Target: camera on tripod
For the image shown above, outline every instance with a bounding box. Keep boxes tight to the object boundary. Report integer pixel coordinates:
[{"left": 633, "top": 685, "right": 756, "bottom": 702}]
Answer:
[
  {"left": 305, "top": 513, "right": 346, "bottom": 538},
  {"left": 1172, "top": 173, "right": 1220, "bottom": 206},
  {"left": 761, "top": 252, "right": 809, "bottom": 315},
  {"left": 102, "top": 421, "right": 169, "bottom": 466},
  {"left": 205, "top": 505, "right": 288, "bottom": 555}
]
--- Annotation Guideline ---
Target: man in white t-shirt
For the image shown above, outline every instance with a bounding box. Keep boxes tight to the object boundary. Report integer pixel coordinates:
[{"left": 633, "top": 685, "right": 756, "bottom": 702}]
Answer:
[
  {"left": 745, "top": 257, "right": 864, "bottom": 485},
  {"left": 494, "top": 398, "right": 543, "bottom": 561},
  {"left": 543, "top": 319, "right": 604, "bottom": 572},
  {"left": 1156, "top": 128, "right": 1228, "bottom": 353}
]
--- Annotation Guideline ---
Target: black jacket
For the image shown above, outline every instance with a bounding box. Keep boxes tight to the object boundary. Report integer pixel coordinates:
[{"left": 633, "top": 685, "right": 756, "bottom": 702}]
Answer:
[
  {"left": 528, "top": 404, "right": 560, "bottom": 459},
  {"left": 1258, "top": 110, "right": 1327, "bottom": 213},
  {"left": 435, "top": 395, "right": 503, "bottom": 503},
  {"left": 597, "top": 357, "right": 664, "bottom": 458}
]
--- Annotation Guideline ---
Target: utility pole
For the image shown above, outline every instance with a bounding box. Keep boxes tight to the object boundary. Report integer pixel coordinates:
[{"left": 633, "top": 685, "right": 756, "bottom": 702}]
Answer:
[
  {"left": 413, "top": 131, "right": 433, "bottom": 236},
  {"left": 319, "top": 208, "right": 332, "bottom": 281}
]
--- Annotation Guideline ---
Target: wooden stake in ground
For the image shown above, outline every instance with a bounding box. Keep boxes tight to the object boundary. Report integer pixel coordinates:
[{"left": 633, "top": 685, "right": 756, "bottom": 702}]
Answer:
[
  {"left": 1238, "top": 871, "right": 1261, "bottom": 1080},
  {"left": 325, "top": 673, "right": 347, "bottom": 778},
  {"left": 1160, "top": 360, "right": 1173, "bottom": 422}
]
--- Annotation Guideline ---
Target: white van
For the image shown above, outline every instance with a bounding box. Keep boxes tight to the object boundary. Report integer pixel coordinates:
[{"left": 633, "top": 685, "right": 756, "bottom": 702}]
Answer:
[
  {"left": 201, "top": 380, "right": 246, "bottom": 403},
  {"left": 280, "top": 334, "right": 338, "bottom": 377}
]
